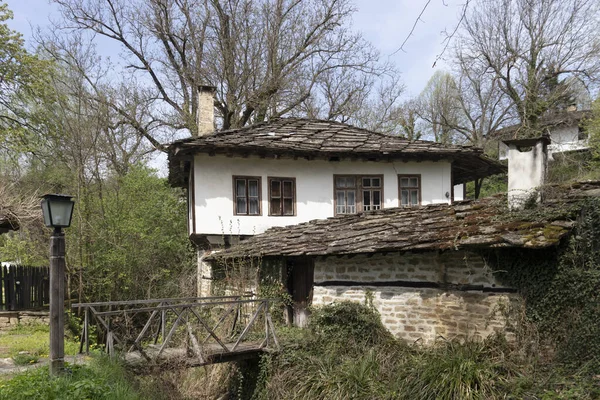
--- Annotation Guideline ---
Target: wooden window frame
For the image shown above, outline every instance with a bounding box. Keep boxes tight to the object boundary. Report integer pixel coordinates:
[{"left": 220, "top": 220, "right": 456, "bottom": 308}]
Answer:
[
  {"left": 232, "top": 176, "right": 262, "bottom": 216},
  {"left": 333, "top": 174, "right": 384, "bottom": 216},
  {"left": 268, "top": 177, "right": 297, "bottom": 216},
  {"left": 398, "top": 174, "right": 421, "bottom": 207}
]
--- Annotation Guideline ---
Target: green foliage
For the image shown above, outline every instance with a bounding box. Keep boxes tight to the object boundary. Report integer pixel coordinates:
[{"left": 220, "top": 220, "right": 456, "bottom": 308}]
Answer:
[
  {"left": 466, "top": 173, "right": 507, "bottom": 199},
  {"left": 0, "top": 231, "right": 46, "bottom": 265},
  {"left": 587, "top": 98, "right": 600, "bottom": 161},
  {"left": 399, "top": 339, "right": 511, "bottom": 400},
  {"left": 309, "top": 301, "right": 393, "bottom": 346},
  {"left": 0, "top": 3, "right": 53, "bottom": 150},
  {"left": 491, "top": 198, "right": 600, "bottom": 368},
  {"left": 0, "top": 357, "right": 141, "bottom": 400},
  {"left": 11, "top": 353, "right": 38, "bottom": 366},
  {"left": 0, "top": 323, "right": 80, "bottom": 358}
]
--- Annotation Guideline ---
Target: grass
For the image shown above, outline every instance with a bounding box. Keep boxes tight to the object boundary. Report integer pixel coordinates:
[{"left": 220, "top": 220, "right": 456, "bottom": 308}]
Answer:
[
  {"left": 0, "top": 356, "right": 142, "bottom": 400},
  {"left": 245, "top": 302, "right": 600, "bottom": 400},
  {"left": 0, "top": 323, "right": 80, "bottom": 359}
]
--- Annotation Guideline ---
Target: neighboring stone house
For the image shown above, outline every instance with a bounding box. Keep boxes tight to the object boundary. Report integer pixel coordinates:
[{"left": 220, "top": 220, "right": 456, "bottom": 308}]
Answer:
[
  {"left": 209, "top": 180, "right": 600, "bottom": 343},
  {"left": 167, "top": 87, "right": 505, "bottom": 296},
  {"left": 496, "top": 109, "right": 591, "bottom": 160}
]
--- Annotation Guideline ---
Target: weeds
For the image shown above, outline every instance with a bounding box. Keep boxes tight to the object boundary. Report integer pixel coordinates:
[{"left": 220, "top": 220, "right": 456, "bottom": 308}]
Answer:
[{"left": 0, "top": 356, "right": 141, "bottom": 400}]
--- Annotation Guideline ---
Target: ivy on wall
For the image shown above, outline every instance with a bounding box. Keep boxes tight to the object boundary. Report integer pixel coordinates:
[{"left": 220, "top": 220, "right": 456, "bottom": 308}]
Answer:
[{"left": 488, "top": 198, "right": 600, "bottom": 368}]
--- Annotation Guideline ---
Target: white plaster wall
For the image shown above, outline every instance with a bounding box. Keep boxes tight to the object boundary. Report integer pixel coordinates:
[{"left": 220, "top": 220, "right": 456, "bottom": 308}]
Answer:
[
  {"left": 453, "top": 184, "right": 465, "bottom": 201},
  {"left": 507, "top": 141, "right": 546, "bottom": 209},
  {"left": 551, "top": 126, "right": 579, "bottom": 144},
  {"left": 192, "top": 154, "right": 452, "bottom": 235}
]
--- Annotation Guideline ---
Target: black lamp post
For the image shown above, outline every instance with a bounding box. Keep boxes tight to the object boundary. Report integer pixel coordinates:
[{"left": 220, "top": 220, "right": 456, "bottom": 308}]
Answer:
[{"left": 41, "top": 194, "right": 75, "bottom": 376}]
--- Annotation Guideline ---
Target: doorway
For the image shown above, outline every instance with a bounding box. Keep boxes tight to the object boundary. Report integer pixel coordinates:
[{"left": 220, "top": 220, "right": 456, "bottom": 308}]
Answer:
[{"left": 286, "top": 257, "right": 314, "bottom": 327}]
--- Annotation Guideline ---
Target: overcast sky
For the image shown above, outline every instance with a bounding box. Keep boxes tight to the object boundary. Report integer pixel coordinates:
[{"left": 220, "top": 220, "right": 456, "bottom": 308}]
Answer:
[{"left": 5, "top": 0, "right": 466, "bottom": 97}]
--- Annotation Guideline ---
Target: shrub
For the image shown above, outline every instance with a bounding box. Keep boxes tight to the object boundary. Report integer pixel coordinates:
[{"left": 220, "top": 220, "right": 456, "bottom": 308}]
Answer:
[{"left": 309, "top": 301, "right": 394, "bottom": 346}]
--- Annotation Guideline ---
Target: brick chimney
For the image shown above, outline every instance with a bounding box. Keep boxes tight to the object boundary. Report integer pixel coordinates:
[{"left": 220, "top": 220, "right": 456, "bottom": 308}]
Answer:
[
  {"left": 196, "top": 85, "right": 216, "bottom": 136},
  {"left": 504, "top": 136, "right": 551, "bottom": 210}
]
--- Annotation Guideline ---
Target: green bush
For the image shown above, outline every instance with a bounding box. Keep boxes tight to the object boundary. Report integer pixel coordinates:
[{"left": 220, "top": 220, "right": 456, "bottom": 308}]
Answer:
[
  {"left": 309, "top": 301, "right": 393, "bottom": 346},
  {"left": 0, "top": 357, "right": 141, "bottom": 400}
]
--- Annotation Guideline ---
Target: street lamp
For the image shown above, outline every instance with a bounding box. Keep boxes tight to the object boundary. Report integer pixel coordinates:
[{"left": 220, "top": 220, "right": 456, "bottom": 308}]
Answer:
[{"left": 41, "top": 194, "right": 75, "bottom": 376}]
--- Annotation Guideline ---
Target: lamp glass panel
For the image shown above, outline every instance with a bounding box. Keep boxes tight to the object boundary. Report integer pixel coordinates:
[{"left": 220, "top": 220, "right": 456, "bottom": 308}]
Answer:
[
  {"left": 49, "top": 201, "right": 73, "bottom": 227},
  {"left": 41, "top": 199, "right": 52, "bottom": 227}
]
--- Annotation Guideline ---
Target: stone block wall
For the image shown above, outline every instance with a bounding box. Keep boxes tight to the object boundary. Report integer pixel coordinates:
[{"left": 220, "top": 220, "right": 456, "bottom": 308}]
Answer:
[
  {"left": 0, "top": 311, "right": 50, "bottom": 330},
  {"left": 312, "top": 250, "right": 517, "bottom": 345}
]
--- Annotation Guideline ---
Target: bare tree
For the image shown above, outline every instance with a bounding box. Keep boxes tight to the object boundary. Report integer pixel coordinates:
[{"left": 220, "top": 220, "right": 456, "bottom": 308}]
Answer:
[
  {"left": 48, "top": 0, "right": 395, "bottom": 150},
  {"left": 417, "top": 71, "right": 462, "bottom": 144},
  {"left": 459, "top": 0, "right": 600, "bottom": 135}
]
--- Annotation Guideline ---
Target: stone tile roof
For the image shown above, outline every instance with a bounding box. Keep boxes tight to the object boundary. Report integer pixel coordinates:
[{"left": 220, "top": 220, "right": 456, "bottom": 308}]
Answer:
[
  {"left": 209, "top": 181, "right": 600, "bottom": 259},
  {"left": 168, "top": 118, "right": 505, "bottom": 186}
]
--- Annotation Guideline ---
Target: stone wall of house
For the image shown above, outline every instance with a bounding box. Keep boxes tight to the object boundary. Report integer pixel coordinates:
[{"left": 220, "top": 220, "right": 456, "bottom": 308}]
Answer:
[
  {"left": 0, "top": 311, "right": 50, "bottom": 330},
  {"left": 312, "top": 251, "right": 517, "bottom": 345}
]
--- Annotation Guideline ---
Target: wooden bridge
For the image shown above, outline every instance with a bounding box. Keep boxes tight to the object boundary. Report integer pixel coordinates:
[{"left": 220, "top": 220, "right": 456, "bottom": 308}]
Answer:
[{"left": 72, "top": 295, "right": 279, "bottom": 368}]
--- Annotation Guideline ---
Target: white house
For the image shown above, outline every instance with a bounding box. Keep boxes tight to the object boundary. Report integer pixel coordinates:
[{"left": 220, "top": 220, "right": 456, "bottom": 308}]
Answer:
[
  {"left": 497, "top": 109, "right": 591, "bottom": 160},
  {"left": 168, "top": 90, "right": 504, "bottom": 245},
  {"left": 167, "top": 87, "right": 505, "bottom": 297}
]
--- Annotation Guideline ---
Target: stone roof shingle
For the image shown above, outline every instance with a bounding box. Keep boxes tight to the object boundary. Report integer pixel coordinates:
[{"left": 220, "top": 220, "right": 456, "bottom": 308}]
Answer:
[
  {"left": 209, "top": 181, "right": 600, "bottom": 260},
  {"left": 168, "top": 118, "right": 505, "bottom": 186}
]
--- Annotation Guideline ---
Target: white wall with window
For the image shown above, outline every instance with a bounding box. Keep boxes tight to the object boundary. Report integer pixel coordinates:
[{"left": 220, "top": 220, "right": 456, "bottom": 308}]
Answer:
[{"left": 190, "top": 153, "right": 453, "bottom": 236}]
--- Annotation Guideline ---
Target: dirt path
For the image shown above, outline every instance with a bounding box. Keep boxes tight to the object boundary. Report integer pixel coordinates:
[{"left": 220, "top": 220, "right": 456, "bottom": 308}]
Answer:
[{"left": 0, "top": 354, "right": 89, "bottom": 375}]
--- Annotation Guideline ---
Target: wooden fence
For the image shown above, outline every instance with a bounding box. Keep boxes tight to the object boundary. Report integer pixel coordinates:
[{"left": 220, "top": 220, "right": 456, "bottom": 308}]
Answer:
[{"left": 0, "top": 265, "right": 49, "bottom": 311}]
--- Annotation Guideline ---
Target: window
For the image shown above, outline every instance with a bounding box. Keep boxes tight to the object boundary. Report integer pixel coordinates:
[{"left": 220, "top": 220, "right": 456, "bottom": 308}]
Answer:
[
  {"left": 399, "top": 175, "right": 420, "bottom": 206},
  {"left": 334, "top": 175, "right": 382, "bottom": 215},
  {"left": 269, "top": 177, "right": 296, "bottom": 216},
  {"left": 233, "top": 176, "right": 261, "bottom": 215}
]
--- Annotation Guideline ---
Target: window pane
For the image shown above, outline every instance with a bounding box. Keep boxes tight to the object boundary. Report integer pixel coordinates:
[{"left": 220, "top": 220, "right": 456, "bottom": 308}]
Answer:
[
  {"left": 237, "top": 198, "right": 247, "bottom": 214},
  {"left": 373, "top": 190, "right": 381, "bottom": 207},
  {"left": 362, "top": 178, "right": 371, "bottom": 188},
  {"left": 248, "top": 180, "right": 259, "bottom": 197},
  {"left": 283, "top": 199, "right": 293, "bottom": 215},
  {"left": 336, "top": 191, "right": 346, "bottom": 214},
  {"left": 372, "top": 178, "right": 380, "bottom": 187},
  {"left": 336, "top": 177, "right": 346, "bottom": 188},
  {"left": 347, "top": 191, "right": 355, "bottom": 206},
  {"left": 283, "top": 181, "right": 293, "bottom": 198},
  {"left": 270, "top": 198, "right": 281, "bottom": 215},
  {"left": 249, "top": 198, "right": 259, "bottom": 215},
  {"left": 363, "top": 190, "right": 371, "bottom": 208},
  {"left": 401, "top": 190, "right": 408, "bottom": 206},
  {"left": 346, "top": 177, "right": 356, "bottom": 188},
  {"left": 400, "top": 177, "right": 409, "bottom": 187},
  {"left": 271, "top": 180, "right": 281, "bottom": 197},
  {"left": 410, "top": 190, "right": 418, "bottom": 205},
  {"left": 409, "top": 177, "right": 418, "bottom": 187},
  {"left": 236, "top": 179, "right": 246, "bottom": 197}
]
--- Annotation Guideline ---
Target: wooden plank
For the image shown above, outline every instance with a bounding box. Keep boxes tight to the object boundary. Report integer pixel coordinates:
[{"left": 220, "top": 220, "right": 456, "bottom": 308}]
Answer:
[
  {"left": 72, "top": 294, "right": 254, "bottom": 308},
  {"left": 201, "top": 302, "right": 237, "bottom": 345},
  {"left": 90, "top": 298, "right": 269, "bottom": 316},
  {"left": 129, "top": 305, "right": 162, "bottom": 352},
  {"left": 186, "top": 322, "right": 205, "bottom": 364},
  {"left": 232, "top": 302, "right": 264, "bottom": 351},
  {"left": 188, "top": 308, "right": 230, "bottom": 353},
  {"left": 156, "top": 308, "right": 187, "bottom": 358}
]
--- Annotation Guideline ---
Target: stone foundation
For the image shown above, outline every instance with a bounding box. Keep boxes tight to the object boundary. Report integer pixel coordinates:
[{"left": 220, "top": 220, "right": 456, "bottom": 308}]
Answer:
[
  {"left": 312, "top": 250, "right": 517, "bottom": 345},
  {"left": 0, "top": 311, "right": 50, "bottom": 330}
]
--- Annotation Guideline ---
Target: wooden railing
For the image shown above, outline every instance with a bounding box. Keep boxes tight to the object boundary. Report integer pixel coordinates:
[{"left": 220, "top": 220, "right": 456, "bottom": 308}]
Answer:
[{"left": 72, "top": 295, "right": 279, "bottom": 366}]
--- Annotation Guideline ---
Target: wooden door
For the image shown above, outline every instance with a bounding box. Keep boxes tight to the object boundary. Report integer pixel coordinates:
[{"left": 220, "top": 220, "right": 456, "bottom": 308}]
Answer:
[{"left": 286, "top": 258, "right": 314, "bottom": 327}]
